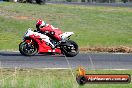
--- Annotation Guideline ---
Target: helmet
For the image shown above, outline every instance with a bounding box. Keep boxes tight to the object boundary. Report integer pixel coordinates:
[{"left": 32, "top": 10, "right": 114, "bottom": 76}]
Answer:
[{"left": 36, "top": 19, "right": 46, "bottom": 30}]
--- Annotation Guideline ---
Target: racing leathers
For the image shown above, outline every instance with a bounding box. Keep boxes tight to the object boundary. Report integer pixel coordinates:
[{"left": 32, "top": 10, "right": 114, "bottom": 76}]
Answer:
[{"left": 38, "top": 24, "right": 63, "bottom": 49}]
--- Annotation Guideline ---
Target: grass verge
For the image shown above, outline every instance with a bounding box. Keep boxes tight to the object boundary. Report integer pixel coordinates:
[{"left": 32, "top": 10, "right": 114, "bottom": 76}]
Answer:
[
  {"left": 0, "top": 2, "right": 132, "bottom": 51},
  {"left": 0, "top": 68, "right": 131, "bottom": 88}
]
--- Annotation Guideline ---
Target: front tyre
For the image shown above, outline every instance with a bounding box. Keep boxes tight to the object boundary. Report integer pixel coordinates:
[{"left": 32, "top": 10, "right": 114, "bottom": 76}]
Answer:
[
  {"left": 61, "top": 40, "right": 79, "bottom": 57},
  {"left": 19, "top": 41, "right": 38, "bottom": 56}
]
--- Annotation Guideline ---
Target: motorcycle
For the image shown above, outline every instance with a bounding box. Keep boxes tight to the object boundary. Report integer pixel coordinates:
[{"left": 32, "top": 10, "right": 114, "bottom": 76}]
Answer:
[{"left": 19, "top": 28, "right": 79, "bottom": 57}]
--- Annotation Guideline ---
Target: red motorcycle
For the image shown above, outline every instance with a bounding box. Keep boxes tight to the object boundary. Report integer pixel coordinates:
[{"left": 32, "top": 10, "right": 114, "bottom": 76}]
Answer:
[{"left": 19, "top": 28, "right": 79, "bottom": 57}]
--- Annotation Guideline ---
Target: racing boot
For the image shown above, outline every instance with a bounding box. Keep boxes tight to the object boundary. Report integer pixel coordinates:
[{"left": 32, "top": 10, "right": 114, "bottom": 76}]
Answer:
[{"left": 46, "top": 42, "right": 55, "bottom": 50}]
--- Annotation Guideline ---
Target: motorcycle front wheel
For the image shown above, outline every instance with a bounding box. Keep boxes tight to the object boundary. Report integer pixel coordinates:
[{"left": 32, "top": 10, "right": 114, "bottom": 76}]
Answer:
[
  {"left": 61, "top": 40, "right": 79, "bottom": 57},
  {"left": 19, "top": 41, "right": 38, "bottom": 56}
]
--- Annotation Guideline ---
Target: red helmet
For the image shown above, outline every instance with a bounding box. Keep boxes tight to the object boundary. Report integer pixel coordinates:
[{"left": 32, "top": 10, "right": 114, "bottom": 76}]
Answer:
[{"left": 36, "top": 19, "right": 46, "bottom": 30}]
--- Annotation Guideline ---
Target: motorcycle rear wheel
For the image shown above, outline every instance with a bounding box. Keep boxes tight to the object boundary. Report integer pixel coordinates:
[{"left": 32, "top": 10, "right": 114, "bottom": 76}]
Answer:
[
  {"left": 19, "top": 41, "right": 38, "bottom": 56},
  {"left": 61, "top": 40, "right": 79, "bottom": 57}
]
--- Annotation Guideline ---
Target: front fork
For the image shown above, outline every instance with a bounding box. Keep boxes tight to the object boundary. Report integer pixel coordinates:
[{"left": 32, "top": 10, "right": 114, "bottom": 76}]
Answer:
[{"left": 25, "top": 39, "right": 32, "bottom": 44}]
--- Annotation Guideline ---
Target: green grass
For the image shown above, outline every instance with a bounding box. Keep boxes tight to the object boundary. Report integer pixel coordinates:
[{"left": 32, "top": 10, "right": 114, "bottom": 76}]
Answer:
[
  {"left": 0, "top": 68, "right": 131, "bottom": 88},
  {"left": 0, "top": 2, "right": 132, "bottom": 50}
]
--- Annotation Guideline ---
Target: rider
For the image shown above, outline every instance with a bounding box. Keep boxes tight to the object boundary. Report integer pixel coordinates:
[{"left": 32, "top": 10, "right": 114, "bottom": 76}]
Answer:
[{"left": 36, "top": 19, "right": 63, "bottom": 49}]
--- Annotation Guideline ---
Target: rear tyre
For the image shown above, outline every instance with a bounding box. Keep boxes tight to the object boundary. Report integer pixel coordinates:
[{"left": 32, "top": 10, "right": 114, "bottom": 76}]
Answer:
[
  {"left": 27, "top": 0, "right": 33, "bottom": 3},
  {"left": 36, "top": 0, "right": 45, "bottom": 4},
  {"left": 19, "top": 41, "right": 38, "bottom": 56},
  {"left": 61, "top": 40, "right": 79, "bottom": 57}
]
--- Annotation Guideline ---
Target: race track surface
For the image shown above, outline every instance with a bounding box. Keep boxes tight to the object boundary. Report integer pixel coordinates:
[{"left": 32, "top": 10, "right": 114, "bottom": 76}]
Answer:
[{"left": 0, "top": 52, "right": 132, "bottom": 69}]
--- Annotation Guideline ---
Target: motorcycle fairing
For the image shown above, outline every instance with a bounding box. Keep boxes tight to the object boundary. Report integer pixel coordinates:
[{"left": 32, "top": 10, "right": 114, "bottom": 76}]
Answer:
[
  {"left": 24, "top": 29, "right": 61, "bottom": 53},
  {"left": 60, "top": 32, "right": 74, "bottom": 40}
]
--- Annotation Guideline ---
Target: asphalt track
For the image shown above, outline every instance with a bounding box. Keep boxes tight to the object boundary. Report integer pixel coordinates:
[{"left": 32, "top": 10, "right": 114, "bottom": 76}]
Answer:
[{"left": 0, "top": 51, "right": 132, "bottom": 69}]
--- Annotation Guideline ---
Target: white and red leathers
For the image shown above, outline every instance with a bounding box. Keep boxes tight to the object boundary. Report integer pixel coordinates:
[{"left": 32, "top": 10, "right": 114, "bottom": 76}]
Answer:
[
  {"left": 36, "top": 20, "right": 63, "bottom": 49},
  {"left": 40, "top": 24, "right": 62, "bottom": 41}
]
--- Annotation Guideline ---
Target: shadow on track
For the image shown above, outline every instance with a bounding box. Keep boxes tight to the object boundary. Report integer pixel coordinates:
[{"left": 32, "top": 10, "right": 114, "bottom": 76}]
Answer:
[
  {"left": 0, "top": 52, "right": 22, "bottom": 56},
  {"left": 0, "top": 52, "right": 65, "bottom": 57}
]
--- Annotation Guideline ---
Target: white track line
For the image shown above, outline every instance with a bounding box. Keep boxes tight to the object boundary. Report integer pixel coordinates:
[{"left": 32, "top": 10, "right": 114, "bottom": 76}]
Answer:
[
  {"left": 89, "top": 55, "right": 96, "bottom": 70},
  {"left": 39, "top": 68, "right": 71, "bottom": 70},
  {"left": 1, "top": 67, "right": 132, "bottom": 70},
  {"left": 101, "top": 69, "right": 132, "bottom": 70}
]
